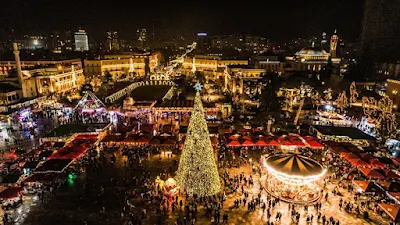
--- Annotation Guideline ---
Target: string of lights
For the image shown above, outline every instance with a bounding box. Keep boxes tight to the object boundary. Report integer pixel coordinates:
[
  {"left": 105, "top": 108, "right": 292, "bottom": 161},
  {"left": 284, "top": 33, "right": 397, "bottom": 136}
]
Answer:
[{"left": 175, "top": 86, "right": 220, "bottom": 197}]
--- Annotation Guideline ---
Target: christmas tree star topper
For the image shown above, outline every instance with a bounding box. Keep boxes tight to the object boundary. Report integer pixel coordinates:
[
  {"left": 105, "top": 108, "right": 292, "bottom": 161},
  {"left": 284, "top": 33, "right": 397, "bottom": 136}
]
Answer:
[{"left": 193, "top": 82, "right": 203, "bottom": 92}]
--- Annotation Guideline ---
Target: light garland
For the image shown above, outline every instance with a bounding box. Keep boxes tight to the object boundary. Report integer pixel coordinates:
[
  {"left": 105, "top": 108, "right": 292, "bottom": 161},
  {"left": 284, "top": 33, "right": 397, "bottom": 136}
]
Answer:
[
  {"left": 349, "top": 81, "right": 358, "bottom": 104},
  {"left": 263, "top": 156, "right": 326, "bottom": 186},
  {"left": 335, "top": 91, "right": 348, "bottom": 112},
  {"left": 175, "top": 87, "right": 220, "bottom": 197}
]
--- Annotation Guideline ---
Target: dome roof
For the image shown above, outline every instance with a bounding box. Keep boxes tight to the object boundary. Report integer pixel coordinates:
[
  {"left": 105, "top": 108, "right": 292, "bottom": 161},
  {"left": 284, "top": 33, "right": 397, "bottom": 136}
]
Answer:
[
  {"left": 265, "top": 154, "right": 324, "bottom": 177},
  {"left": 295, "top": 47, "right": 329, "bottom": 56}
]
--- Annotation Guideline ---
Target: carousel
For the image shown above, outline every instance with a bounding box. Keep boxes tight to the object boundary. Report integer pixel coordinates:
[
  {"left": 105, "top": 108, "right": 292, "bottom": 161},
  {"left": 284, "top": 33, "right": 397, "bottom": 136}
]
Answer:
[{"left": 262, "top": 153, "right": 326, "bottom": 204}]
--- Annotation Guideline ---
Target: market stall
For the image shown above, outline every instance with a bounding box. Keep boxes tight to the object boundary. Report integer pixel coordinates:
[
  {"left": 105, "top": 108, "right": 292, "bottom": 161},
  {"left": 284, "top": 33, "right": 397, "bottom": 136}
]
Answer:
[
  {"left": 359, "top": 167, "right": 385, "bottom": 179},
  {"left": 378, "top": 203, "right": 400, "bottom": 222},
  {"left": 352, "top": 180, "right": 382, "bottom": 193},
  {"left": 0, "top": 187, "right": 23, "bottom": 209}
]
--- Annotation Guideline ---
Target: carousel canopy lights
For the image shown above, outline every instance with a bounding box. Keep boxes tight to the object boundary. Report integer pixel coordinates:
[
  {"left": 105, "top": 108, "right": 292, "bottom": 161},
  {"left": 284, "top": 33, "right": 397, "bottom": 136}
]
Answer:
[{"left": 263, "top": 154, "right": 326, "bottom": 185}]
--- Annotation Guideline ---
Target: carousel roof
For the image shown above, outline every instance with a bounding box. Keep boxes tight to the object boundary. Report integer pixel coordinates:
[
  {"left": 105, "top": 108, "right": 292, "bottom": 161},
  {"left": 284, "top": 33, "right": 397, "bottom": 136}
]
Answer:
[{"left": 265, "top": 154, "right": 324, "bottom": 177}]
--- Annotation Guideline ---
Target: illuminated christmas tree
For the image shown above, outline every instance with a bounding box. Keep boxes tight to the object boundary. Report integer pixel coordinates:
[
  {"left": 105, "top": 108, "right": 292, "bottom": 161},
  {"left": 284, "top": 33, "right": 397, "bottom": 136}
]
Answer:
[{"left": 175, "top": 83, "right": 220, "bottom": 197}]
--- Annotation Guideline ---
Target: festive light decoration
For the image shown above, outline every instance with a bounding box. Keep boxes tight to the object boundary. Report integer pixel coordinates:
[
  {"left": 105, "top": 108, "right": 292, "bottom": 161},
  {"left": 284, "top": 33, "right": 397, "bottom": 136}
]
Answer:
[
  {"left": 164, "top": 42, "right": 197, "bottom": 77},
  {"left": 335, "top": 91, "right": 348, "bottom": 112},
  {"left": 284, "top": 92, "right": 294, "bottom": 112},
  {"left": 262, "top": 154, "right": 325, "bottom": 204},
  {"left": 263, "top": 154, "right": 326, "bottom": 186},
  {"left": 175, "top": 86, "right": 220, "bottom": 197},
  {"left": 74, "top": 91, "right": 106, "bottom": 111},
  {"left": 362, "top": 97, "right": 378, "bottom": 117},
  {"left": 193, "top": 82, "right": 203, "bottom": 91},
  {"left": 311, "top": 91, "right": 321, "bottom": 107},
  {"left": 349, "top": 82, "right": 358, "bottom": 105},
  {"left": 361, "top": 95, "right": 397, "bottom": 138},
  {"left": 378, "top": 96, "right": 394, "bottom": 115},
  {"left": 324, "top": 88, "right": 332, "bottom": 102}
]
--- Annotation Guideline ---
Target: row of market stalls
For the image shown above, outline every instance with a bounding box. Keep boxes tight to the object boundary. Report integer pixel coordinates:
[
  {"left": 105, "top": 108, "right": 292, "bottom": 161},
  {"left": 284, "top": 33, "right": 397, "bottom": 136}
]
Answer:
[
  {"left": 101, "top": 133, "right": 178, "bottom": 147},
  {"left": 224, "top": 134, "right": 324, "bottom": 149},
  {"left": 312, "top": 125, "right": 376, "bottom": 147},
  {"left": 323, "top": 136, "right": 400, "bottom": 223},
  {"left": 0, "top": 133, "right": 99, "bottom": 208},
  {"left": 352, "top": 179, "right": 400, "bottom": 222},
  {"left": 101, "top": 123, "right": 220, "bottom": 148}
]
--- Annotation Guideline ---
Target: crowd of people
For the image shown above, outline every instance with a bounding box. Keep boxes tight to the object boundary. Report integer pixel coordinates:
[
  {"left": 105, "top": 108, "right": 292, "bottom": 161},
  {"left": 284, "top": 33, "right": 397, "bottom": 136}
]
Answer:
[{"left": 2, "top": 116, "right": 398, "bottom": 225}]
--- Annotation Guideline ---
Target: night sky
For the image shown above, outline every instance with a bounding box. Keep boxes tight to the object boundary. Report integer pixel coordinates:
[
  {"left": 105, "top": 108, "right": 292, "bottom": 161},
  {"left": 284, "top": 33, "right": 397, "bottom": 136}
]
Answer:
[{"left": 1, "top": 0, "right": 365, "bottom": 41}]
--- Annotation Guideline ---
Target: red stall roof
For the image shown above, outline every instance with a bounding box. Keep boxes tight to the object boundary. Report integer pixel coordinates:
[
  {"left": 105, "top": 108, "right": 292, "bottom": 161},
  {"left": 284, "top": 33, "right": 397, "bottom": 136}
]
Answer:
[
  {"left": 0, "top": 187, "right": 22, "bottom": 199},
  {"left": 255, "top": 139, "right": 268, "bottom": 146},
  {"left": 240, "top": 139, "right": 255, "bottom": 147},
  {"left": 359, "top": 167, "right": 385, "bottom": 179},
  {"left": 227, "top": 140, "right": 241, "bottom": 147},
  {"left": 349, "top": 158, "right": 371, "bottom": 168}
]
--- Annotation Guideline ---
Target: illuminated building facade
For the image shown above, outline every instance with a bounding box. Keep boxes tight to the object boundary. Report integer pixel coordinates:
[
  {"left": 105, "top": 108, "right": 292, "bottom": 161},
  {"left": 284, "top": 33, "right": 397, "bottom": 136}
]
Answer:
[
  {"left": 224, "top": 65, "right": 266, "bottom": 94},
  {"left": 0, "top": 83, "right": 23, "bottom": 106},
  {"left": 387, "top": 79, "right": 400, "bottom": 110},
  {"left": 0, "top": 59, "right": 82, "bottom": 76},
  {"left": 20, "top": 65, "right": 85, "bottom": 97},
  {"left": 74, "top": 30, "right": 89, "bottom": 51},
  {"left": 330, "top": 31, "right": 339, "bottom": 58},
  {"left": 182, "top": 55, "right": 248, "bottom": 80},
  {"left": 84, "top": 52, "right": 161, "bottom": 78},
  {"left": 252, "top": 54, "right": 284, "bottom": 73},
  {"left": 286, "top": 46, "right": 340, "bottom": 72}
]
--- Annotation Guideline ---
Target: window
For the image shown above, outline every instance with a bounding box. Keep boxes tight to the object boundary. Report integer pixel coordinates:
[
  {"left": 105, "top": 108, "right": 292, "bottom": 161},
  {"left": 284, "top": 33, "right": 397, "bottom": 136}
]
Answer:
[{"left": 7, "top": 96, "right": 12, "bottom": 101}]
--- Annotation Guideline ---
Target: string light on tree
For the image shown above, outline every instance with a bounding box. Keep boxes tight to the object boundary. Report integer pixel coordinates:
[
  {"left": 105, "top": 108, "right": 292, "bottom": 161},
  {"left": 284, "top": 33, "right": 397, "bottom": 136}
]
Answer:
[
  {"left": 324, "top": 88, "right": 332, "bottom": 102},
  {"left": 335, "top": 91, "right": 348, "bottom": 113},
  {"left": 349, "top": 82, "right": 358, "bottom": 105},
  {"left": 175, "top": 83, "right": 220, "bottom": 197}
]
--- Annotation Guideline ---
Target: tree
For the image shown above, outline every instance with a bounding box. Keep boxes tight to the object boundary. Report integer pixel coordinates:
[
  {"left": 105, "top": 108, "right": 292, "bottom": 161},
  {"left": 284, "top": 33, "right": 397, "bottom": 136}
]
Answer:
[
  {"left": 335, "top": 91, "right": 348, "bottom": 113},
  {"left": 175, "top": 87, "right": 220, "bottom": 197},
  {"left": 261, "top": 74, "right": 282, "bottom": 113},
  {"left": 104, "top": 71, "right": 113, "bottom": 83}
]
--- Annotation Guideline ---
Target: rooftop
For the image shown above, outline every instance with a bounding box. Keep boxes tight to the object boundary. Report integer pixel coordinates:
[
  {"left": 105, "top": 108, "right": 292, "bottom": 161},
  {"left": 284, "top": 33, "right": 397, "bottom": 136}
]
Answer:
[
  {"left": 313, "top": 125, "right": 376, "bottom": 140},
  {"left": 45, "top": 123, "right": 108, "bottom": 137},
  {"left": 130, "top": 85, "right": 171, "bottom": 102},
  {"left": 295, "top": 47, "right": 330, "bottom": 57},
  {"left": 0, "top": 82, "right": 20, "bottom": 93},
  {"left": 227, "top": 65, "right": 258, "bottom": 69},
  {"left": 154, "top": 99, "right": 216, "bottom": 108}
]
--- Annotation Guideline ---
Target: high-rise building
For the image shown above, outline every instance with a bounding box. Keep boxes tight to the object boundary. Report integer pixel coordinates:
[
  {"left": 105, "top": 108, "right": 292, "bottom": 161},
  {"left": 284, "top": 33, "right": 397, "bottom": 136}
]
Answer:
[
  {"left": 106, "top": 31, "right": 120, "bottom": 51},
  {"left": 361, "top": 0, "right": 400, "bottom": 61},
  {"left": 321, "top": 32, "right": 328, "bottom": 51},
  {"left": 330, "top": 31, "right": 339, "bottom": 58},
  {"left": 137, "top": 29, "right": 147, "bottom": 49},
  {"left": 74, "top": 30, "right": 89, "bottom": 51}
]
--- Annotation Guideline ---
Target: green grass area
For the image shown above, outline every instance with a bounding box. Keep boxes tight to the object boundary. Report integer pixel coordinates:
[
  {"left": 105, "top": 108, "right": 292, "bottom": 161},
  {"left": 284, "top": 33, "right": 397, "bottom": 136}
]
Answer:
[
  {"left": 130, "top": 85, "right": 171, "bottom": 101},
  {"left": 45, "top": 123, "right": 108, "bottom": 137}
]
